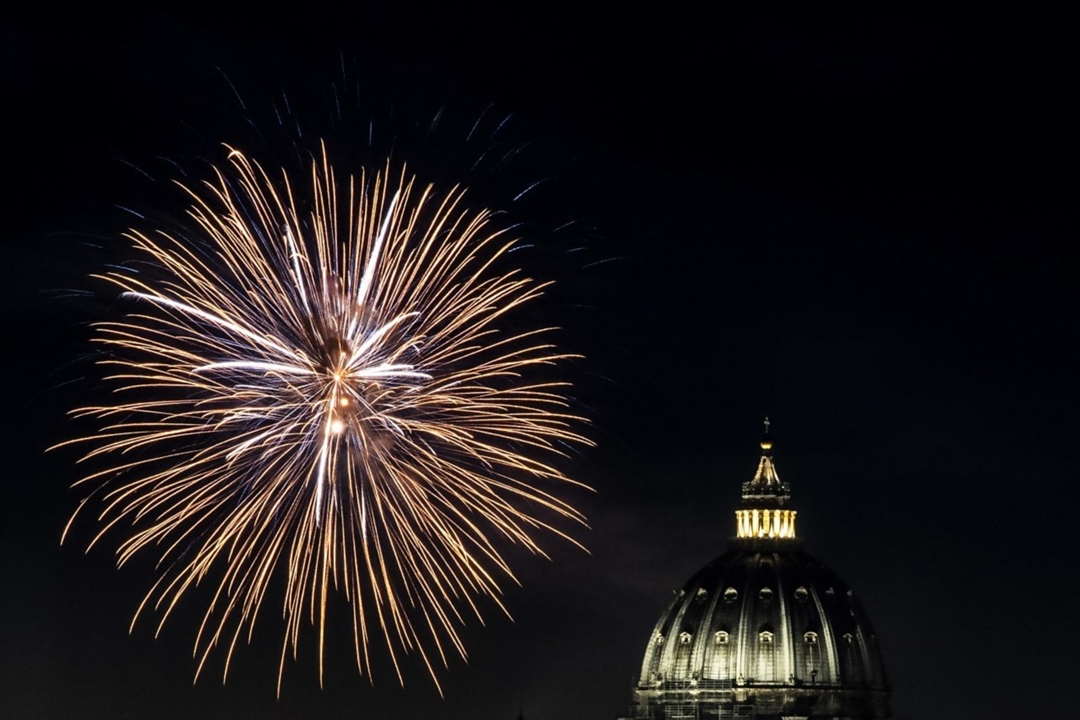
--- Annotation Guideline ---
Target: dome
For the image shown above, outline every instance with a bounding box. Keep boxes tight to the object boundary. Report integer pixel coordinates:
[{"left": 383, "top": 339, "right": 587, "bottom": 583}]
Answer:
[{"left": 623, "top": 422, "right": 892, "bottom": 719}]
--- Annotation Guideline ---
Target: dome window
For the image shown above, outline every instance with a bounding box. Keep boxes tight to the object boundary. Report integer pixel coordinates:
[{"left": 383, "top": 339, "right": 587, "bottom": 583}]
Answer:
[
  {"left": 679, "top": 631, "right": 692, "bottom": 645},
  {"left": 714, "top": 631, "right": 729, "bottom": 645},
  {"left": 842, "top": 632, "right": 854, "bottom": 645},
  {"left": 759, "top": 630, "right": 775, "bottom": 644},
  {"left": 759, "top": 587, "right": 773, "bottom": 601},
  {"left": 794, "top": 586, "right": 809, "bottom": 602},
  {"left": 653, "top": 632, "right": 664, "bottom": 646},
  {"left": 695, "top": 588, "right": 708, "bottom": 601},
  {"left": 723, "top": 587, "right": 739, "bottom": 601},
  {"left": 803, "top": 631, "right": 818, "bottom": 645}
]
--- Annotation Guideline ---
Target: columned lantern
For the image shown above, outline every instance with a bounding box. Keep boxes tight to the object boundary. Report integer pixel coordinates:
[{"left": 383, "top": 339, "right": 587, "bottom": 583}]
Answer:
[{"left": 735, "top": 419, "right": 796, "bottom": 541}]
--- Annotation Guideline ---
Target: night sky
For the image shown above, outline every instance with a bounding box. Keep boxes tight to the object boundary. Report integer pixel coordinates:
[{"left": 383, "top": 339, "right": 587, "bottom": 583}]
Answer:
[{"left": 3, "top": 10, "right": 1076, "bottom": 719}]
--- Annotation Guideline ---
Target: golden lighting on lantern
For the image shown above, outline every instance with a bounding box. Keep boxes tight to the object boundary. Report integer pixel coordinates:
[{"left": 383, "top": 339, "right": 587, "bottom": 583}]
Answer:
[
  {"left": 735, "top": 508, "right": 797, "bottom": 539},
  {"left": 734, "top": 418, "right": 796, "bottom": 540}
]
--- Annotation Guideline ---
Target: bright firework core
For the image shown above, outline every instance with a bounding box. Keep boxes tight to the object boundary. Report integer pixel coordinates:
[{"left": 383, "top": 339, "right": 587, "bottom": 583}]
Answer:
[{"left": 59, "top": 143, "right": 591, "bottom": 694}]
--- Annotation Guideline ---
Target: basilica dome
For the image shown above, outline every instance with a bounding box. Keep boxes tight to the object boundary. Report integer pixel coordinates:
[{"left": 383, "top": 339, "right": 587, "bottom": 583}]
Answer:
[{"left": 623, "top": 423, "right": 892, "bottom": 719}]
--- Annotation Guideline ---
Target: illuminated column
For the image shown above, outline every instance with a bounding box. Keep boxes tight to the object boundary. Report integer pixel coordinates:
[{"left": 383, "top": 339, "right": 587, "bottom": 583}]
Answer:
[{"left": 736, "top": 507, "right": 797, "bottom": 539}]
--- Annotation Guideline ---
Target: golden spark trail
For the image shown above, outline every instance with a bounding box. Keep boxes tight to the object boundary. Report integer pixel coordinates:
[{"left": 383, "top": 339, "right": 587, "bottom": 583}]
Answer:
[{"left": 58, "top": 143, "right": 592, "bottom": 694}]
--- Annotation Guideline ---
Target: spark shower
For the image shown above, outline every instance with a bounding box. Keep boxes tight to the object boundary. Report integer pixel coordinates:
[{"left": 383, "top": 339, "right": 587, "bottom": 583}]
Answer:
[{"left": 58, "top": 143, "right": 591, "bottom": 693}]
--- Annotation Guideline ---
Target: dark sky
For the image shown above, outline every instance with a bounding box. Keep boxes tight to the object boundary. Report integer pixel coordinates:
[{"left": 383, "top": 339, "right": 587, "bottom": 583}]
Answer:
[{"left": 3, "top": 9, "right": 1076, "bottom": 720}]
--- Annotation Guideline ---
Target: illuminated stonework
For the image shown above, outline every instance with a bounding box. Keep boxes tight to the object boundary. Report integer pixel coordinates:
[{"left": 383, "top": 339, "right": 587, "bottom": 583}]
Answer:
[
  {"left": 735, "top": 508, "right": 796, "bottom": 539},
  {"left": 620, "top": 422, "right": 893, "bottom": 720},
  {"left": 735, "top": 419, "right": 796, "bottom": 541}
]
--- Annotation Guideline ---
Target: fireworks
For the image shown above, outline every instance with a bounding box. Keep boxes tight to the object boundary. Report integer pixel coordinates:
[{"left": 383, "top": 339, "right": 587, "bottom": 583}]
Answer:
[{"left": 59, "top": 144, "right": 591, "bottom": 693}]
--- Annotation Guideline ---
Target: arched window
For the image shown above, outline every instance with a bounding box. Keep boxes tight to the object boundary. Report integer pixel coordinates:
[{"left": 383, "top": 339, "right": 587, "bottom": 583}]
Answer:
[
  {"left": 679, "top": 631, "right": 692, "bottom": 645},
  {"left": 759, "top": 630, "right": 775, "bottom": 644},
  {"left": 714, "top": 630, "right": 730, "bottom": 645},
  {"left": 794, "top": 586, "right": 809, "bottom": 602},
  {"left": 759, "top": 587, "right": 774, "bottom": 601},
  {"left": 803, "top": 631, "right": 818, "bottom": 645},
  {"left": 723, "top": 587, "right": 739, "bottom": 601}
]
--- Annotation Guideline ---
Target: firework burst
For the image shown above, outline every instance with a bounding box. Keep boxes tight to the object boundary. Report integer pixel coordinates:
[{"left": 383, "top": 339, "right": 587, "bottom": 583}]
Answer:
[{"left": 58, "top": 143, "right": 591, "bottom": 693}]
